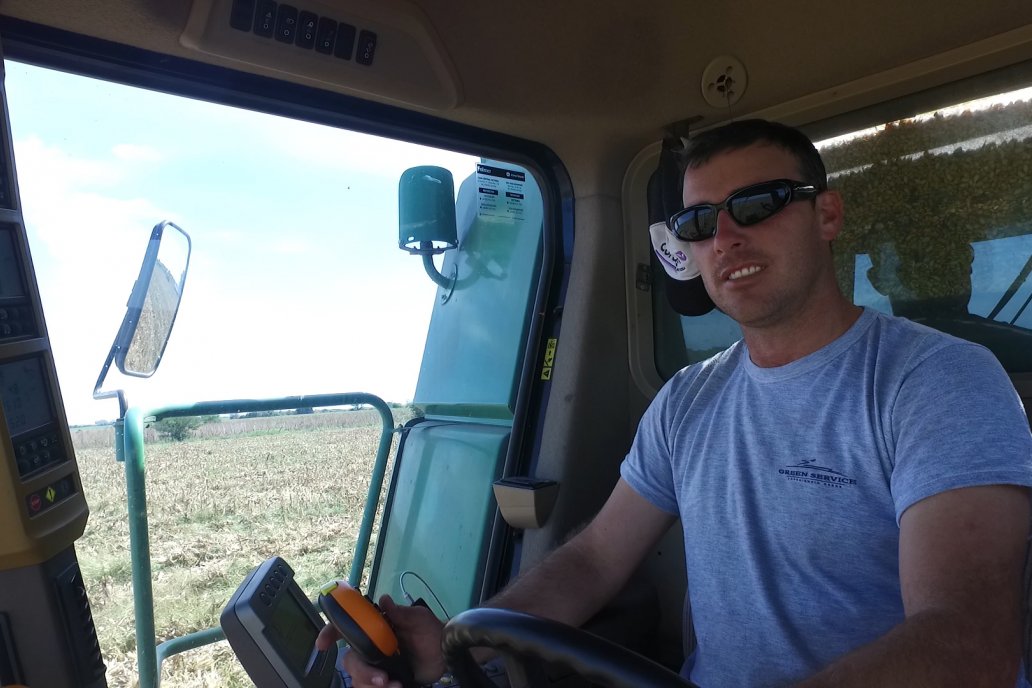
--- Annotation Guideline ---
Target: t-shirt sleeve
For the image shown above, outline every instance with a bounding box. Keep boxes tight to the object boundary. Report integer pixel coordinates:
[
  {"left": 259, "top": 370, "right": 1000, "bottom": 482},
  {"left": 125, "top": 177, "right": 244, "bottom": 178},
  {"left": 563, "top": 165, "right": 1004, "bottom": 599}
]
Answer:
[
  {"left": 890, "top": 341, "right": 1032, "bottom": 523},
  {"left": 620, "top": 377, "right": 681, "bottom": 516}
]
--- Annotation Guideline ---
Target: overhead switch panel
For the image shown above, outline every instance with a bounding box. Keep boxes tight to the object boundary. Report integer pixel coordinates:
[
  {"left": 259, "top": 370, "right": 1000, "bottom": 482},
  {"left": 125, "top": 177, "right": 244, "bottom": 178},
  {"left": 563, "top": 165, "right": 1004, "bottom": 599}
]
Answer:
[{"left": 182, "top": 0, "right": 461, "bottom": 110}]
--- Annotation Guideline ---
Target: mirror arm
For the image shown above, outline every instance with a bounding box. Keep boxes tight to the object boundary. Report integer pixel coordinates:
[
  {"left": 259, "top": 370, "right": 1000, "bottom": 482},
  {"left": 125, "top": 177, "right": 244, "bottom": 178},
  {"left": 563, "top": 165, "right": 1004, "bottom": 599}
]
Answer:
[
  {"left": 422, "top": 252, "right": 457, "bottom": 290},
  {"left": 92, "top": 344, "right": 129, "bottom": 419}
]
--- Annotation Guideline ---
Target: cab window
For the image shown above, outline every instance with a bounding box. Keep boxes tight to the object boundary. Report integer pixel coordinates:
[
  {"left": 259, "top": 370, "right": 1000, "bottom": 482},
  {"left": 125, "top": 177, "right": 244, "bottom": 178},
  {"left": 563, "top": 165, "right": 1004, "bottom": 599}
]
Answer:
[{"left": 7, "top": 60, "right": 546, "bottom": 685}]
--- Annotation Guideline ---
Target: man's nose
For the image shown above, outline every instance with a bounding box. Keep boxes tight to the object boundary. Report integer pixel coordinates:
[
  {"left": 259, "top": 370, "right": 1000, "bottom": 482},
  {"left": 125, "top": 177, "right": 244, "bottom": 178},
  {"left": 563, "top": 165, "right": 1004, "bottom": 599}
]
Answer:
[{"left": 712, "top": 210, "right": 747, "bottom": 253}]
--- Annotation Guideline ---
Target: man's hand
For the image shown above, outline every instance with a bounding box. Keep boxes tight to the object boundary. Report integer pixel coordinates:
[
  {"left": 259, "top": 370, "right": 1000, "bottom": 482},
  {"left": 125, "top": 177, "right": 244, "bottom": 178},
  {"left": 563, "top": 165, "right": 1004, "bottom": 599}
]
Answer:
[{"left": 315, "top": 594, "right": 447, "bottom": 688}]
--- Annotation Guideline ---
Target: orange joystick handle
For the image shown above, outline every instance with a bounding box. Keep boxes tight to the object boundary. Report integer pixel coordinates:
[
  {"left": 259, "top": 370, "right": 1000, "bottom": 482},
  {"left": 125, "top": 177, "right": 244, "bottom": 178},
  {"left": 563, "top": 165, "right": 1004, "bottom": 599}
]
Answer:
[{"left": 318, "top": 581, "right": 417, "bottom": 688}]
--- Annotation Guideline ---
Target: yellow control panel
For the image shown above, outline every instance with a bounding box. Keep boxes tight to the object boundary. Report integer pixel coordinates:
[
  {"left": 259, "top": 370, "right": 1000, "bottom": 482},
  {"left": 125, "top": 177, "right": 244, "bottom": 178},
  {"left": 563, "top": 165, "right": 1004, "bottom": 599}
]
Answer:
[{"left": 0, "top": 71, "right": 87, "bottom": 571}]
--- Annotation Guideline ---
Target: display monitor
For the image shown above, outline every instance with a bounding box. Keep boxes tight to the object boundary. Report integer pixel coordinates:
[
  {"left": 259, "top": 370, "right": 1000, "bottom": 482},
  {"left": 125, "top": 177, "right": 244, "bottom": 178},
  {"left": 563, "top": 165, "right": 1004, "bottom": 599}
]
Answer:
[
  {"left": 0, "top": 228, "right": 25, "bottom": 299},
  {"left": 0, "top": 357, "right": 54, "bottom": 437},
  {"left": 221, "top": 556, "right": 341, "bottom": 688}
]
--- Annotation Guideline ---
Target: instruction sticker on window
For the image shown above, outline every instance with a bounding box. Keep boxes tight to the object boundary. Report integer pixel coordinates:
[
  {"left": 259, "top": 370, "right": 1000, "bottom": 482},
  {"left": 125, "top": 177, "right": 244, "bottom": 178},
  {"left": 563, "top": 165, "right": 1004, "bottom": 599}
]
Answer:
[{"left": 477, "top": 164, "right": 526, "bottom": 221}]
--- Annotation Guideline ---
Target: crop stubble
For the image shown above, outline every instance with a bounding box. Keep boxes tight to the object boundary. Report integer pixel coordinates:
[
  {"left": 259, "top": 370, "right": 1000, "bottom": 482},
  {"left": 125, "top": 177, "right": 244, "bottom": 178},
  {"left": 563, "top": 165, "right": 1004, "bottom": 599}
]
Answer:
[{"left": 72, "top": 411, "right": 401, "bottom": 687}]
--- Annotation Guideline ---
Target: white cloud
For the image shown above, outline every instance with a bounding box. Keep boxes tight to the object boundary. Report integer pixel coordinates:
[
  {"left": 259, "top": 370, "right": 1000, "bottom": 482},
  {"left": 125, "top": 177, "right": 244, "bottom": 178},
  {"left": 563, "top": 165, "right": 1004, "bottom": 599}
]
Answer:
[
  {"left": 16, "top": 136, "right": 122, "bottom": 188},
  {"left": 112, "top": 143, "right": 164, "bottom": 163},
  {"left": 229, "top": 116, "right": 479, "bottom": 181},
  {"left": 15, "top": 136, "right": 177, "bottom": 261},
  {"left": 267, "top": 238, "right": 311, "bottom": 255}
]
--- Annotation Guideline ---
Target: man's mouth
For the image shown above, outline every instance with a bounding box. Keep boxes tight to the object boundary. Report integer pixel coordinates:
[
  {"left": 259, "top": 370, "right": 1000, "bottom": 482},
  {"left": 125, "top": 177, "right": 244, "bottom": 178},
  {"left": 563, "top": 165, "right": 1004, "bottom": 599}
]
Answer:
[{"left": 727, "top": 265, "right": 764, "bottom": 281}]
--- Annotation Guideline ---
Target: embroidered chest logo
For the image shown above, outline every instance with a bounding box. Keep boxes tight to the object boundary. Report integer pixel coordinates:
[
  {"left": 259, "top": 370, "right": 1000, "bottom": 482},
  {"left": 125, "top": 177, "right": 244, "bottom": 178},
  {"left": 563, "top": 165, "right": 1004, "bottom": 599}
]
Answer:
[{"left": 778, "top": 459, "right": 857, "bottom": 488}]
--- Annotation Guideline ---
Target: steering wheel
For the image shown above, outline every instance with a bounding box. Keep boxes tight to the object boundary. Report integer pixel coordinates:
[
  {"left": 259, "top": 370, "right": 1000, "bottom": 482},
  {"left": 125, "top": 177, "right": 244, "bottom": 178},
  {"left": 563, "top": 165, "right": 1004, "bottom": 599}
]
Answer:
[{"left": 441, "top": 608, "right": 698, "bottom": 688}]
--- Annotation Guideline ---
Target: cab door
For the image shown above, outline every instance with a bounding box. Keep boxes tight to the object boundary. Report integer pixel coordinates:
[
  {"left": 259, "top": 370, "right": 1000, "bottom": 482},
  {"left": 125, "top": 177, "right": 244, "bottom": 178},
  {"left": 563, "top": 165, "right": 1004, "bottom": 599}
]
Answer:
[{"left": 367, "top": 159, "right": 561, "bottom": 615}]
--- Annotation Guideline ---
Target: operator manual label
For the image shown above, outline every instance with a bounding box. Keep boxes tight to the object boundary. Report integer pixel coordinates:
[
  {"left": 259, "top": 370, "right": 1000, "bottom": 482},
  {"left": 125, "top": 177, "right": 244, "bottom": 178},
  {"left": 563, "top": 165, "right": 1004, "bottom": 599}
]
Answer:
[{"left": 477, "top": 164, "right": 526, "bottom": 222}]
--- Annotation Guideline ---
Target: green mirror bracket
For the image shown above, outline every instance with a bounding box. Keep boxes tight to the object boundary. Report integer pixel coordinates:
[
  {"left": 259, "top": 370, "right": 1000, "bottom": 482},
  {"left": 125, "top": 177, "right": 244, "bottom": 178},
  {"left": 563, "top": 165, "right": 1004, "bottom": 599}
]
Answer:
[
  {"left": 422, "top": 251, "right": 458, "bottom": 301},
  {"left": 113, "top": 418, "right": 125, "bottom": 463},
  {"left": 399, "top": 166, "right": 459, "bottom": 300},
  {"left": 123, "top": 393, "right": 395, "bottom": 688}
]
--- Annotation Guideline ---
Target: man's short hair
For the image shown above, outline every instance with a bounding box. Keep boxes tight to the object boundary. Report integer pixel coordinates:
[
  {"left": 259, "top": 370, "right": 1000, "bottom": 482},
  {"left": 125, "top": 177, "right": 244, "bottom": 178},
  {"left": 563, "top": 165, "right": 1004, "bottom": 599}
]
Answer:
[{"left": 681, "top": 119, "right": 828, "bottom": 190}]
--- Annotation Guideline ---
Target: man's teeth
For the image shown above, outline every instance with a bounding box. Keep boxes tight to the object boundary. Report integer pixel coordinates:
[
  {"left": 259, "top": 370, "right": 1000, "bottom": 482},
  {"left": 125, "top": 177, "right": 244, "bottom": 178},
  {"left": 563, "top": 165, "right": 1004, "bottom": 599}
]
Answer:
[{"left": 729, "top": 265, "right": 763, "bottom": 280}]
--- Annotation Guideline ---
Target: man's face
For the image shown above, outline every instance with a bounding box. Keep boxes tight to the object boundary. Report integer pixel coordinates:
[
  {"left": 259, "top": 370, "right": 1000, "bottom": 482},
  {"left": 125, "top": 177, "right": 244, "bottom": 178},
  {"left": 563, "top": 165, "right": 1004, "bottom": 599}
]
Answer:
[{"left": 684, "top": 143, "right": 839, "bottom": 329}]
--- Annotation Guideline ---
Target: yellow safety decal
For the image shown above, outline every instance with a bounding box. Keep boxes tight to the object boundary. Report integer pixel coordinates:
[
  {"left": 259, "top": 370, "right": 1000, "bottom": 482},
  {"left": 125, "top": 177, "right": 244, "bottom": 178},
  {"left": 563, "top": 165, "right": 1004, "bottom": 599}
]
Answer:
[
  {"left": 45, "top": 487, "right": 56, "bottom": 503},
  {"left": 540, "top": 337, "right": 557, "bottom": 380}
]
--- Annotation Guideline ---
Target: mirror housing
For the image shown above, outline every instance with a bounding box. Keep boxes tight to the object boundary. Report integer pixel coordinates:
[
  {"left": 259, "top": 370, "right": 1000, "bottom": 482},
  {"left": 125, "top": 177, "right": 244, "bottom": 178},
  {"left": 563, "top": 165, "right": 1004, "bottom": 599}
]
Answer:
[
  {"left": 398, "top": 166, "right": 457, "bottom": 255},
  {"left": 93, "top": 221, "right": 191, "bottom": 412},
  {"left": 115, "top": 222, "right": 191, "bottom": 376}
]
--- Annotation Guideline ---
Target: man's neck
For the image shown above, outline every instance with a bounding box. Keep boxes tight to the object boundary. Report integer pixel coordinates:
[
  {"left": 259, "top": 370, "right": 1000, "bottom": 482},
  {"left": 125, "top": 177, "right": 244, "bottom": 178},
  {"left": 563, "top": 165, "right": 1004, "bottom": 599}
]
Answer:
[{"left": 742, "top": 298, "right": 863, "bottom": 368}]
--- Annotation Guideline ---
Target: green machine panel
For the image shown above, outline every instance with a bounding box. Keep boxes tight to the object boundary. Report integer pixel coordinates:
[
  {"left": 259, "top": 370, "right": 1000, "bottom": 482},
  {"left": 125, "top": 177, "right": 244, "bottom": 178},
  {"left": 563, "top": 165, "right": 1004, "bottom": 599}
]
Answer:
[
  {"left": 370, "top": 421, "right": 508, "bottom": 615},
  {"left": 413, "top": 161, "right": 543, "bottom": 417}
]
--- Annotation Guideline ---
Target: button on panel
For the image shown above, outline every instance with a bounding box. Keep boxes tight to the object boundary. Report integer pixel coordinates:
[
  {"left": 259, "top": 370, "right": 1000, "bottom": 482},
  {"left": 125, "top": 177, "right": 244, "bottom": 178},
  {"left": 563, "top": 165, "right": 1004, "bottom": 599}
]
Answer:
[
  {"left": 0, "top": 302, "right": 38, "bottom": 341},
  {"left": 314, "top": 17, "right": 337, "bottom": 54},
  {"left": 229, "top": 0, "right": 257, "bottom": 31},
  {"left": 25, "top": 476, "right": 77, "bottom": 518},
  {"left": 275, "top": 4, "right": 298, "bottom": 43},
  {"left": 335, "top": 23, "right": 357, "bottom": 60},
  {"left": 14, "top": 425, "right": 68, "bottom": 479},
  {"left": 297, "top": 11, "right": 318, "bottom": 49},
  {"left": 254, "top": 0, "right": 276, "bottom": 37},
  {"left": 356, "top": 30, "right": 377, "bottom": 66}
]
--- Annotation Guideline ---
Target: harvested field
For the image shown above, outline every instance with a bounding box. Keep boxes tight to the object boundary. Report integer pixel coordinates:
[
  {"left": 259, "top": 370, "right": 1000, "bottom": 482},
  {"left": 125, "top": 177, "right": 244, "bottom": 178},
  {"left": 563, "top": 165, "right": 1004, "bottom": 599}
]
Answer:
[{"left": 72, "top": 409, "right": 408, "bottom": 687}]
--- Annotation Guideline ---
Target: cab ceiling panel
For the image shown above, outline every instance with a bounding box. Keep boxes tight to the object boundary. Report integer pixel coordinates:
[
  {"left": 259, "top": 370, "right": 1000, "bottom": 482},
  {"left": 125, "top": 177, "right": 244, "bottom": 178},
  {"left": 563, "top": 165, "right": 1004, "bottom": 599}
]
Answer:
[
  {"left": 0, "top": 0, "right": 461, "bottom": 111},
  {"left": 402, "top": 2, "right": 1032, "bottom": 131},
  {"left": 4, "top": 1, "right": 1032, "bottom": 156}
]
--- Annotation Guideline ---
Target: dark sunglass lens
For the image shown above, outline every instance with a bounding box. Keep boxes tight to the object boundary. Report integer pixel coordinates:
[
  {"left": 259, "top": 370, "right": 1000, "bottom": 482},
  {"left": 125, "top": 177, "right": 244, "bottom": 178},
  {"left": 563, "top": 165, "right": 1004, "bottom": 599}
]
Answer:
[
  {"left": 729, "top": 183, "right": 791, "bottom": 225},
  {"left": 675, "top": 206, "right": 716, "bottom": 241}
]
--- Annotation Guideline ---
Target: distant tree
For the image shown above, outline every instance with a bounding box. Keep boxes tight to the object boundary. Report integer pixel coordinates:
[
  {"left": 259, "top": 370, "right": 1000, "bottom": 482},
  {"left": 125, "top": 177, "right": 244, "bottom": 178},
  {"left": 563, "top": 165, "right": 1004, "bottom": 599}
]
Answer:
[
  {"left": 243, "top": 411, "right": 275, "bottom": 418},
  {"left": 296, "top": 407, "right": 315, "bottom": 415},
  {"left": 151, "top": 415, "right": 216, "bottom": 442}
]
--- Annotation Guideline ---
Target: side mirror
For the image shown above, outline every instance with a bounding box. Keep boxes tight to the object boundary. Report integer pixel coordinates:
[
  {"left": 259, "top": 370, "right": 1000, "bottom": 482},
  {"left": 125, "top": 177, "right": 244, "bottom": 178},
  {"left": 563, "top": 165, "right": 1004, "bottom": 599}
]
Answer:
[
  {"left": 93, "top": 221, "right": 191, "bottom": 411},
  {"left": 399, "top": 166, "right": 457, "bottom": 255},
  {"left": 399, "top": 166, "right": 459, "bottom": 292}
]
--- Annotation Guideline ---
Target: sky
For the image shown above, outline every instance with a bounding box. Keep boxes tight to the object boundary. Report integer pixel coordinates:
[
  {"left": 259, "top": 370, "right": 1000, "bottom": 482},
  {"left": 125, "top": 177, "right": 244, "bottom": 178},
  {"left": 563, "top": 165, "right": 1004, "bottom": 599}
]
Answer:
[{"left": 5, "top": 61, "right": 479, "bottom": 425}]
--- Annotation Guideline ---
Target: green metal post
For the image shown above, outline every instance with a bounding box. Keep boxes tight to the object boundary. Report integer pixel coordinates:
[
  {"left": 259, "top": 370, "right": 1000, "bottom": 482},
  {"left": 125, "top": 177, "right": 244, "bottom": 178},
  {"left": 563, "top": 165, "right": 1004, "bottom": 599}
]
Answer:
[
  {"left": 156, "top": 627, "right": 227, "bottom": 665},
  {"left": 123, "top": 406, "right": 158, "bottom": 688},
  {"left": 348, "top": 399, "right": 394, "bottom": 587}
]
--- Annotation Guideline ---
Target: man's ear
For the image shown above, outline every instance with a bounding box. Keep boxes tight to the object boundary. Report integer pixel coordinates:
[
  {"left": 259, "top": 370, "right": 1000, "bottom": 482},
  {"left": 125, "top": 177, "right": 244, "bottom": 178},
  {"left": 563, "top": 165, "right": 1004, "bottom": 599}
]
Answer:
[{"left": 815, "top": 190, "right": 844, "bottom": 241}]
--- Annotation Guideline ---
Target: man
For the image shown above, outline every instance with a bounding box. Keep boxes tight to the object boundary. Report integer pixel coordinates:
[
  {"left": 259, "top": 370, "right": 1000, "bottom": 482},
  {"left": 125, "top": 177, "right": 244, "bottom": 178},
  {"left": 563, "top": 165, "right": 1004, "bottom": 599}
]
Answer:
[{"left": 320, "top": 120, "right": 1032, "bottom": 687}]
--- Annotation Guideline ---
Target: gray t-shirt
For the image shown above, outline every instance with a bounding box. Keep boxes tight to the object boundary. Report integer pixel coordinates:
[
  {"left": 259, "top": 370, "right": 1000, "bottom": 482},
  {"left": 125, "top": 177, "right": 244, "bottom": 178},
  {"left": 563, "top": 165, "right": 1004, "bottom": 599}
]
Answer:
[{"left": 621, "top": 308, "right": 1032, "bottom": 687}]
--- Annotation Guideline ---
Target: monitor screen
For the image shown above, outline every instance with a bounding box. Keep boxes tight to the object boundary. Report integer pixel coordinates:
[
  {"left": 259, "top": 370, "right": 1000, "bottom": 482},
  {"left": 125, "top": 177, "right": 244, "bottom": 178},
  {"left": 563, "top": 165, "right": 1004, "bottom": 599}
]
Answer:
[
  {"left": 267, "top": 588, "right": 321, "bottom": 671},
  {"left": 0, "top": 227, "right": 25, "bottom": 298},
  {"left": 0, "top": 357, "right": 54, "bottom": 436}
]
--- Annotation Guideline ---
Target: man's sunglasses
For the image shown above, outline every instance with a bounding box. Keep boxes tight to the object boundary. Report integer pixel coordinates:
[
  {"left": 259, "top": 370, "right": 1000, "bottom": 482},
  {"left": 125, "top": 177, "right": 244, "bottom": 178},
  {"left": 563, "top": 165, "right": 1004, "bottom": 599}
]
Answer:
[{"left": 667, "top": 179, "right": 821, "bottom": 242}]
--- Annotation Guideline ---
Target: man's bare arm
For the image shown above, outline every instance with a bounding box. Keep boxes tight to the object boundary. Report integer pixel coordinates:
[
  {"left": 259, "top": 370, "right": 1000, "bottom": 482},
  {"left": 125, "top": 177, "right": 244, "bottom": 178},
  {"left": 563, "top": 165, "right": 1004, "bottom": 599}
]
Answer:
[
  {"left": 486, "top": 478, "right": 677, "bottom": 627},
  {"left": 797, "top": 484, "right": 1030, "bottom": 688}
]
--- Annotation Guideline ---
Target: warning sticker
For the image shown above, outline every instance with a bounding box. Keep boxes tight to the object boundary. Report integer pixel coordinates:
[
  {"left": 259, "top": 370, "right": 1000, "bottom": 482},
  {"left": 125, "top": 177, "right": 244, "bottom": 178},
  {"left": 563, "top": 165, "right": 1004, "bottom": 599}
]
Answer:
[
  {"left": 477, "top": 164, "right": 526, "bottom": 221},
  {"left": 540, "top": 337, "right": 558, "bottom": 380}
]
